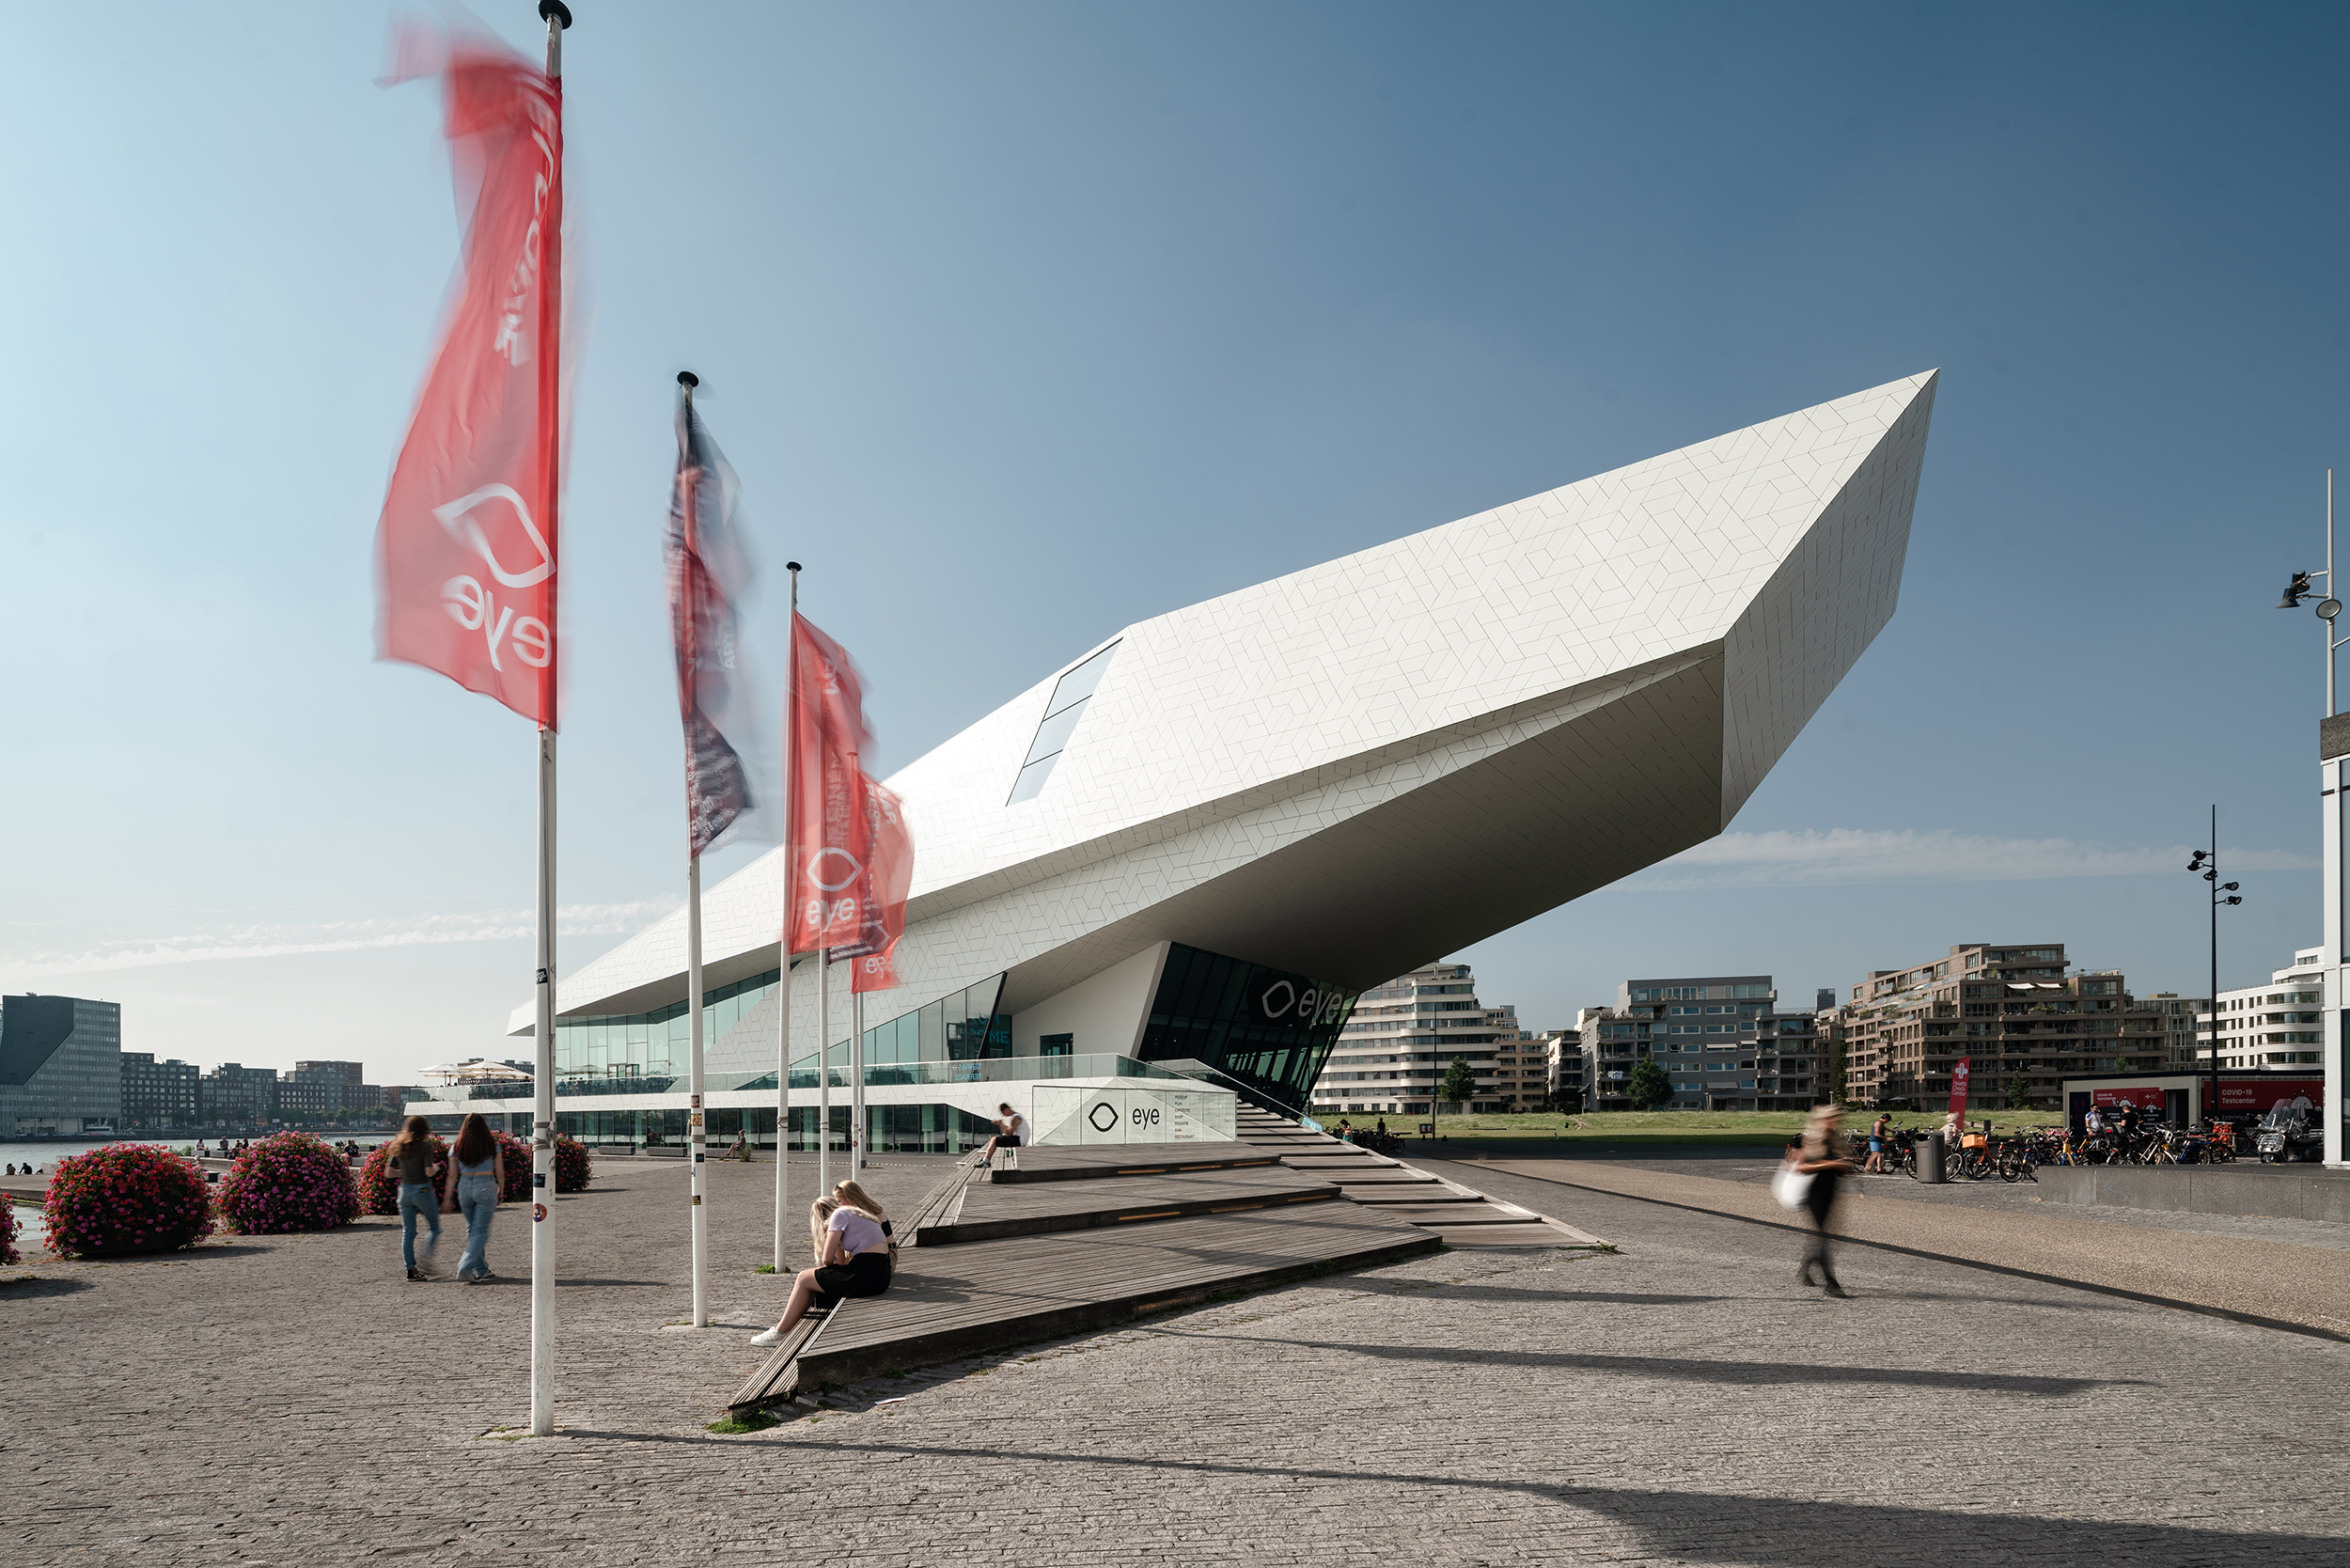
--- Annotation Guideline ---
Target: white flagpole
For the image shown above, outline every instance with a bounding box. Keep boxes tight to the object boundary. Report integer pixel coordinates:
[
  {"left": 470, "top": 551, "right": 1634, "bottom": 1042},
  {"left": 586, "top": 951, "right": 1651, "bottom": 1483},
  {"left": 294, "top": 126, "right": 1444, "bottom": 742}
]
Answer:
[
  {"left": 818, "top": 947, "right": 832, "bottom": 1194},
  {"left": 853, "top": 984, "right": 865, "bottom": 1177},
  {"left": 775, "top": 562, "right": 800, "bottom": 1272},
  {"left": 678, "top": 370, "right": 711, "bottom": 1330},
  {"left": 686, "top": 851, "right": 709, "bottom": 1325},
  {"left": 527, "top": 0, "right": 570, "bottom": 1443}
]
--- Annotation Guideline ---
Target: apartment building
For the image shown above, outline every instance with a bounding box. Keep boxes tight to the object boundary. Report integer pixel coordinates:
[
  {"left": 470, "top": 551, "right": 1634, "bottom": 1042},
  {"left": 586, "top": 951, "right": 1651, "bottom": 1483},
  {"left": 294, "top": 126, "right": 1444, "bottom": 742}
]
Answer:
[
  {"left": 200, "top": 1062, "right": 278, "bottom": 1127},
  {"left": 1538, "top": 1028, "right": 1581, "bottom": 1108},
  {"left": 119, "top": 1052, "right": 201, "bottom": 1131},
  {"left": 1831, "top": 942, "right": 2204, "bottom": 1110},
  {"left": 1577, "top": 974, "right": 1825, "bottom": 1111},
  {"left": 2197, "top": 947, "right": 2325, "bottom": 1071},
  {"left": 1308, "top": 963, "right": 1532, "bottom": 1114}
]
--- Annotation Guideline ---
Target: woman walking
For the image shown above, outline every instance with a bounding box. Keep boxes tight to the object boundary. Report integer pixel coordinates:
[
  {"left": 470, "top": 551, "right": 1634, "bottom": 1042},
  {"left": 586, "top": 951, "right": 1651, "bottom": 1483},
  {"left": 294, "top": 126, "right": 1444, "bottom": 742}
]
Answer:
[
  {"left": 384, "top": 1116, "right": 444, "bottom": 1281},
  {"left": 1794, "top": 1104, "right": 1856, "bottom": 1297},
  {"left": 443, "top": 1113, "right": 505, "bottom": 1284},
  {"left": 751, "top": 1191, "right": 895, "bottom": 1346}
]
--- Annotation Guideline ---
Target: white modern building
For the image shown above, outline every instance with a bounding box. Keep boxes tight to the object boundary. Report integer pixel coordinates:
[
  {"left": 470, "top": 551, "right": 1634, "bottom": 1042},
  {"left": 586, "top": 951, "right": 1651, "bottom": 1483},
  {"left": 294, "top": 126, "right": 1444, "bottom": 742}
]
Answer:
[
  {"left": 1307, "top": 963, "right": 1541, "bottom": 1117},
  {"left": 2197, "top": 947, "right": 2325, "bottom": 1073},
  {"left": 414, "top": 372, "right": 1939, "bottom": 1152}
]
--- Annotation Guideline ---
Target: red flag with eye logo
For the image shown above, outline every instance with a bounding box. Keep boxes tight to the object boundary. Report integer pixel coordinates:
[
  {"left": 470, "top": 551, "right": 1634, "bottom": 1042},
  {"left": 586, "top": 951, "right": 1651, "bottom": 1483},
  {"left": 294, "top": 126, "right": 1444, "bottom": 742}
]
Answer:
[
  {"left": 376, "top": 29, "right": 563, "bottom": 727},
  {"left": 785, "top": 613, "right": 912, "bottom": 980}
]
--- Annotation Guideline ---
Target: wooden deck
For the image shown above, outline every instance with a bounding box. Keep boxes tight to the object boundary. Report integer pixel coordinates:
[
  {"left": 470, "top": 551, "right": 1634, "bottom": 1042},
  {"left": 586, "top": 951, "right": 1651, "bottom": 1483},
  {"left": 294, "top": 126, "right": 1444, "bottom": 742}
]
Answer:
[
  {"left": 721, "top": 1111, "right": 1604, "bottom": 1412},
  {"left": 784, "top": 1202, "right": 1439, "bottom": 1395},
  {"left": 918, "top": 1168, "right": 1339, "bottom": 1246}
]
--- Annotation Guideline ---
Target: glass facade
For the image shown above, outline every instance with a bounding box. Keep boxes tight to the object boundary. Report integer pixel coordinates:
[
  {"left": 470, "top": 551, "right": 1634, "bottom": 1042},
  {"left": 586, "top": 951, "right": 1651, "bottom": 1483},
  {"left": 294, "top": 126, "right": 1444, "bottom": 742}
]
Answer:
[
  {"left": 1136, "top": 943, "right": 1357, "bottom": 1114},
  {"left": 554, "top": 968, "right": 779, "bottom": 1092}
]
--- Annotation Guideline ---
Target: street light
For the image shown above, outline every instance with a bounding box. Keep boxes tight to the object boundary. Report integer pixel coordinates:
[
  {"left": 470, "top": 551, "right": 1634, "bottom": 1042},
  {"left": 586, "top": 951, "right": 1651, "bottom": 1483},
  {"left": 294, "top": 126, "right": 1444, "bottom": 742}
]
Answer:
[{"left": 2189, "top": 822, "right": 2244, "bottom": 1132}]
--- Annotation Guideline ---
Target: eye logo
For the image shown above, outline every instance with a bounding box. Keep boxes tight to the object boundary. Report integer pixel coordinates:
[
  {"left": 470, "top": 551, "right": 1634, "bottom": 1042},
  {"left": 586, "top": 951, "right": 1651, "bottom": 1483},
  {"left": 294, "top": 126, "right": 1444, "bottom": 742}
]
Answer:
[
  {"left": 1260, "top": 980, "right": 1296, "bottom": 1017},
  {"left": 807, "top": 847, "right": 864, "bottom": 893},
  {"left": 434, "top": 485, "right": 554, "bottom": 588},
  {"left": 1088, "top": 1102, "right": 1120, "bottom": 1133}
]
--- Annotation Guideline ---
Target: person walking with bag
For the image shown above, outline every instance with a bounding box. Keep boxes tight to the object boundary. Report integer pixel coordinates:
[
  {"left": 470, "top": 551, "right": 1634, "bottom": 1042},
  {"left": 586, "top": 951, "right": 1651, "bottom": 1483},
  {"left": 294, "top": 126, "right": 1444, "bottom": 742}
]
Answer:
[
  {"left": 442, "top": 1113, "right": 505, "bottom": 1285},
  {"left": 384, "top": 1116, "right": 445, "bottom": 1281},
  {"left": 1774, "top": 1105, "right": 1856, "bottom": 1296}
]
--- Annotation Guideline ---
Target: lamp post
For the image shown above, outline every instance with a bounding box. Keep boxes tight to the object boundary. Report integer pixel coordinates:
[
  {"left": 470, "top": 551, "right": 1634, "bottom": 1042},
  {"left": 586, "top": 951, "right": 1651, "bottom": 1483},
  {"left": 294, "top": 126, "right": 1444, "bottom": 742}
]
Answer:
[
  {"left": 2189, "top": 815, "right": 2242, "bottom": 1129},
  {"left": 2275, "top": 471, "right": 2344, "bottom": 1165}
]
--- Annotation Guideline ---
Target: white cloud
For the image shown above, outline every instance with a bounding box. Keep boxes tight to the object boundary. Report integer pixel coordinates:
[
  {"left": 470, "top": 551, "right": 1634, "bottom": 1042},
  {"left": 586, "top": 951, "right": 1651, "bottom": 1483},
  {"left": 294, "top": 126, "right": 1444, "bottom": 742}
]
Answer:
[
  {"left": 5, "top": 900, "right": 680, "bottom": 979},
  {"left": 1631, "top": 828, "right": 2312, "bottom": 891}
]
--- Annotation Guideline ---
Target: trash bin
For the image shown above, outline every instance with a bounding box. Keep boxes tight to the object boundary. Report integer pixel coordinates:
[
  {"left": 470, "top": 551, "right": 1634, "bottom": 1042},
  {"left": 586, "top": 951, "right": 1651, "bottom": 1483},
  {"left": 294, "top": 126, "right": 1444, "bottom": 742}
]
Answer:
[{"left": 1912, "top": 1135, "right": 1945, "bottom": 1184}]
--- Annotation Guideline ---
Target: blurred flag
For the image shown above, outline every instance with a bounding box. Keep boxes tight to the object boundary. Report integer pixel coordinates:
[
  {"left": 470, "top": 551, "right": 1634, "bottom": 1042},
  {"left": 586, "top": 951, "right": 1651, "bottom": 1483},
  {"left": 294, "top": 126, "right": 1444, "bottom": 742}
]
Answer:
[
  {"left": 785, "top": 614, "right": 912, "bottom": 976},
  {"left": 668, "top": 398, "right": 774, "bottom": 857},
  {"left": 376, "top": 29, "right": 565, "bottom": 726},
  {"left": 846, "top": 777, "right": 912, "bottom": 994}
]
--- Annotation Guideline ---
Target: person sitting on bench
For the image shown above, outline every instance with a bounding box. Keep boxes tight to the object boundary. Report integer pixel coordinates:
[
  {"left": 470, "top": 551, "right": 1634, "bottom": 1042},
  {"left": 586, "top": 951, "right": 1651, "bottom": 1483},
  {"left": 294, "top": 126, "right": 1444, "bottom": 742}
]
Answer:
[
  {"left": 979, "top": 1103, "right": 1026, "bottom": 1160},
  {"left": 751, "top": 1195, "right": 894, "bottom": 1346}
]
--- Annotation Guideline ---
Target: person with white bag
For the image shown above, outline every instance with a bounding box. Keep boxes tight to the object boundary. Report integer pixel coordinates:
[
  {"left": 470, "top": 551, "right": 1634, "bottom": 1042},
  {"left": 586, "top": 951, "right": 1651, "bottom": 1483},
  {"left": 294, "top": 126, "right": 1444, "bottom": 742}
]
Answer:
[{"left": 1773, "top": 1104, "right": 1856, "bottom": 1296}]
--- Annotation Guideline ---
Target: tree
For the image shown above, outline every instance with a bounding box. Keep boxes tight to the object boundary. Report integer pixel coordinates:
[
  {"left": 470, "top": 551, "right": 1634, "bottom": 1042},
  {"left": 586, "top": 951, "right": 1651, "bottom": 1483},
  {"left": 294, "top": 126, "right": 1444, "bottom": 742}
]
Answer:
[
  {"left": 2003, "top": 1075, "right": 2031, "bottom": 1110},
  {"left": 1438, "top": 1058, "right": 1478, "bottom": 1106},
  {"left": 1625, "top": 1059, "right": 1671, "bottom": 1111}
]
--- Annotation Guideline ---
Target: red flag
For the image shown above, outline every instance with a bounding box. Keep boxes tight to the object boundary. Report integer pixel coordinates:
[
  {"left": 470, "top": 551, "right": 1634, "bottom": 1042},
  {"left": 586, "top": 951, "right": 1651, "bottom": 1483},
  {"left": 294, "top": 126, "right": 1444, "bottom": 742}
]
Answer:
[
  {"left": 784, "top": 614, "right": 912, "bottom": 980},
  {"left": 1948, "top": 1057, "right": 1971, "bottom": 1120},
  {"left": 848, "top": 777, "right": 912, "bottom": 994},
  {"left": 786, "top": 614, "right": 876, "bottom": 953},
  {"left": 376, "top": 31, "right": 564, "bottom": 726}
]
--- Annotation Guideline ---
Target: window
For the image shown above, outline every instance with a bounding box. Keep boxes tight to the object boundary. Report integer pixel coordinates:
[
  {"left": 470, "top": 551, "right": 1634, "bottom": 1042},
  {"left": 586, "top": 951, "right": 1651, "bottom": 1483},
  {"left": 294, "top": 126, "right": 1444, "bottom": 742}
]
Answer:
[{"left": 1007, "top": 642, "right": 1119, "bottom": 804}]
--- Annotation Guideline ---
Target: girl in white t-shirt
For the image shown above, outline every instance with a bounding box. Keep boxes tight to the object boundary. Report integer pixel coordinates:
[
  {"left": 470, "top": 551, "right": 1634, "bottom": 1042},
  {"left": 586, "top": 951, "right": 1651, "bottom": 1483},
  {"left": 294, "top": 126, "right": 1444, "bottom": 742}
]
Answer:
[{"left": 751, "top": 1195, "right": 894, "bottom": 1346}]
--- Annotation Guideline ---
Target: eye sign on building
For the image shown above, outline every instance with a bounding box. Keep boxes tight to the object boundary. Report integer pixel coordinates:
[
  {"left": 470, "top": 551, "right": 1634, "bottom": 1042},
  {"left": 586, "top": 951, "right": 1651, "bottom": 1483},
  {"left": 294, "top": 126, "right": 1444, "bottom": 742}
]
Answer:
[
  {"left": 1247, "top": 976, "right": 1356, "bottom": 1031},
  {"left": 1031, "top": 1085, "right": 1238, "bottom": 1145}
]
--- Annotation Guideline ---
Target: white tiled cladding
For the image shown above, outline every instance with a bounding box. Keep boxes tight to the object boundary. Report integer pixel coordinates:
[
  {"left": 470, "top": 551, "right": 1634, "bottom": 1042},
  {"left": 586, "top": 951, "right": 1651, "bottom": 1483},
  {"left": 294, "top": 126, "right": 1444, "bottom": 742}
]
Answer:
[{"left": 518, "top": 371, "right": 1937, "bottom": 1033}]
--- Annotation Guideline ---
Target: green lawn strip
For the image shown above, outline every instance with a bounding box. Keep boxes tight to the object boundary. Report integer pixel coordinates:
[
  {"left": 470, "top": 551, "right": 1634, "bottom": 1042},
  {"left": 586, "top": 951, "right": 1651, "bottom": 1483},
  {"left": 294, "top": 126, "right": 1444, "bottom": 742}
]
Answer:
[{"left": 1354, "top": 1110, "right": 2068, "bottom": 1143}]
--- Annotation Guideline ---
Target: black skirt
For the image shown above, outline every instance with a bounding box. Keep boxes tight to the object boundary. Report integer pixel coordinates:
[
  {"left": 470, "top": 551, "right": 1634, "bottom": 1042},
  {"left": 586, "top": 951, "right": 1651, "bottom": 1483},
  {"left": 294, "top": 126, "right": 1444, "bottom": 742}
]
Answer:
[{"left": 810, "top": 1249, "right": 891, "bottom": 1307}]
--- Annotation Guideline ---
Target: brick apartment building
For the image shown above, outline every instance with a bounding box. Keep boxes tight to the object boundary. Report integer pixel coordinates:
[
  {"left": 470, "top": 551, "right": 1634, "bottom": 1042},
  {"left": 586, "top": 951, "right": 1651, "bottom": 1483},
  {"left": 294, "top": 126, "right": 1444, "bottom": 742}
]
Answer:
[{"left": 1829, "top": 942, "right": 2206, "bottom": 1110}]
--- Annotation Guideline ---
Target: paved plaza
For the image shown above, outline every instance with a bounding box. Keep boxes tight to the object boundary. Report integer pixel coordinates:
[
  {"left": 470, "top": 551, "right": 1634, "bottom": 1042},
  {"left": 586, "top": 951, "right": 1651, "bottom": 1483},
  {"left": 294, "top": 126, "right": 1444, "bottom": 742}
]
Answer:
[{"left": 8, "top": 1152, "right": 2349, "bottom": 1566}]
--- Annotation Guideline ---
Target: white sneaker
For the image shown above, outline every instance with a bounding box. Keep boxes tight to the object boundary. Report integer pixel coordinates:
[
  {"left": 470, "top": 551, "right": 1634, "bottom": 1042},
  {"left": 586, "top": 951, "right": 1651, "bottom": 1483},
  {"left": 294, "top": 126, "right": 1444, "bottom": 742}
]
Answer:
[{"left": 750, "top": 1325, "right": 783, "bottom": 1347}]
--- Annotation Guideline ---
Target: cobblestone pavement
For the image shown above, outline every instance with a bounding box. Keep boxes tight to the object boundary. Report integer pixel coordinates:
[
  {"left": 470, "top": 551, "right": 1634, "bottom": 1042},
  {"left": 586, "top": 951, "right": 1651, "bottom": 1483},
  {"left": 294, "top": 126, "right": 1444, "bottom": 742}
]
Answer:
[{"left": 8, "top": 1152, "right": 2350, "bottom": 1566}]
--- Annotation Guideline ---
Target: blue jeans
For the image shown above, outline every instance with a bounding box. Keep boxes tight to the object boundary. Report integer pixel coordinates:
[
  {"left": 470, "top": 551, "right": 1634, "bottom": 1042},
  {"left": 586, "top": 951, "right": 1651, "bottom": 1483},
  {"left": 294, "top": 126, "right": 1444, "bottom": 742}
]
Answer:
[
  {"left": 399, "top": 1182, "right": 442, "bottom": 1270},
  {"left": 456, "top": 1173, "right": 498, "bottom": 1278}
]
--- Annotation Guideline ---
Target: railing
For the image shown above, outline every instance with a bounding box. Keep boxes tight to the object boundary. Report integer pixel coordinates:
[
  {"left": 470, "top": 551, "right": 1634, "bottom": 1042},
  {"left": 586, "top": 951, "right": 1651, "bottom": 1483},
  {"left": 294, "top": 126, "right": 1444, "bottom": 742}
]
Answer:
[{"left": 418, "top": 1052, "right": 1206, "bottom": 1105}]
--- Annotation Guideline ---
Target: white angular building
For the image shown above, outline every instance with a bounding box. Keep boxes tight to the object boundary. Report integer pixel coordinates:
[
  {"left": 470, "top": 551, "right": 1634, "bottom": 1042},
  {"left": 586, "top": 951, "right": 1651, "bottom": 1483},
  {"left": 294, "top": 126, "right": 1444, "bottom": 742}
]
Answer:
[{"left": 429, "top": 372, "right": 1938, "bottom": 1151}]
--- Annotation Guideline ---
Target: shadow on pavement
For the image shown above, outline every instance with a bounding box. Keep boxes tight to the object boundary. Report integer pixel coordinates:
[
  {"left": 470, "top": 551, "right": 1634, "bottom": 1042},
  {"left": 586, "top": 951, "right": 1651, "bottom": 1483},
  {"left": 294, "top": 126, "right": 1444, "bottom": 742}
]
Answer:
[
  {"left": 1302, "top": 1278, "right": 1732, "bottom": 1308},
  {"left": 1157, "top": 1335, "right": 2138, "bottom": 1395},
  {"left": 780, "top": 1440, "right": 2318, "bottom": 1562}
]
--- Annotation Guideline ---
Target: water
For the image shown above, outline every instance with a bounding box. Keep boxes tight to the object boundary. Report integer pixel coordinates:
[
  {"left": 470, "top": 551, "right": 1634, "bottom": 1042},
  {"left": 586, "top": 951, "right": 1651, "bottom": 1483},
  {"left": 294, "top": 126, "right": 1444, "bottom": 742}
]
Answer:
[{"left": 1, "top": 1138, "right": 381, "bottom": 1258}]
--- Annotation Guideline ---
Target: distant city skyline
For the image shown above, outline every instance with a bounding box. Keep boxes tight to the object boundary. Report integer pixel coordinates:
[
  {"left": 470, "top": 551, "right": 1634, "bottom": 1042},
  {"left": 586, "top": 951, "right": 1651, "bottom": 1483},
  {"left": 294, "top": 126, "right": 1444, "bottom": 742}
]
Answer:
[{"left": 6, "top": 3, "right": 2345, "bottom": 1077}]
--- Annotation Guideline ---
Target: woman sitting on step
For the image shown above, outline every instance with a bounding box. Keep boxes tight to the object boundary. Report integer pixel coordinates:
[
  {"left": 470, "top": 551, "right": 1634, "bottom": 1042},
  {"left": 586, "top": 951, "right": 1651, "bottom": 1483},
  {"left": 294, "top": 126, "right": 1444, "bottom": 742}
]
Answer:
[{"left": 751, "top": 1193, "right": 895, "bottom": 1347}]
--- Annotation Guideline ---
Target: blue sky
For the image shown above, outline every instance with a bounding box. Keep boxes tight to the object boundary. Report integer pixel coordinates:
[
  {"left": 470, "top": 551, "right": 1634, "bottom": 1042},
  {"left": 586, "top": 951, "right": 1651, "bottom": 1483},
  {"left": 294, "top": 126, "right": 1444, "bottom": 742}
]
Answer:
[{"left": 4, "top": 1, "right": 2344, "bottom": 1080}]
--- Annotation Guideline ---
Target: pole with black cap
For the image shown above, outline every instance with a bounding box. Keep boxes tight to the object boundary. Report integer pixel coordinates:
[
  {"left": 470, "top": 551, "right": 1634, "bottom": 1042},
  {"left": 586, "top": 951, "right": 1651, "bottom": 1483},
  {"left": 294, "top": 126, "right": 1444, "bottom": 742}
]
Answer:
[{"left": 676, "top": 370, "right": 713, "bottom": 1328}]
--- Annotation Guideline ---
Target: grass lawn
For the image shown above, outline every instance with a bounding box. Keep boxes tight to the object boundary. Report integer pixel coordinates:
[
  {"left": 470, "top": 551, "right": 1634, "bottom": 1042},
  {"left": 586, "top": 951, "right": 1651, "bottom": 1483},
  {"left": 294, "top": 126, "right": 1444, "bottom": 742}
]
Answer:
[{"left": 1320, "top": 1109, "right": 2066, "bottom": 1143}]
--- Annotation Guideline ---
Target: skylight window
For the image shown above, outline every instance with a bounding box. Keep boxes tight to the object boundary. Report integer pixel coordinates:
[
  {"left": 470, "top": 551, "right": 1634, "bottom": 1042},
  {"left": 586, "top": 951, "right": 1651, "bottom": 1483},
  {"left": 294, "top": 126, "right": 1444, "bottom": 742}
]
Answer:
[{"left": 1007, "top": 641, "right": 1118, "bottom": 805}]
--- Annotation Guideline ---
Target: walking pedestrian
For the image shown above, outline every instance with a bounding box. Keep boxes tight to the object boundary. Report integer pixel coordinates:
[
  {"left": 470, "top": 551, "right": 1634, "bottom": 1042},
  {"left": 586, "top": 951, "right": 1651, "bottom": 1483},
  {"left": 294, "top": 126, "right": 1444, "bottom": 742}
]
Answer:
[
  {"left": 443, "top": 1113, "right": 504, "bottom": 1284},
  {"left": 383, "top": 1115, "right": 444, "bottom": 1281},
  {"left": 1793, "top": 1104, "right": 1856, "bottom": 1297}
]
